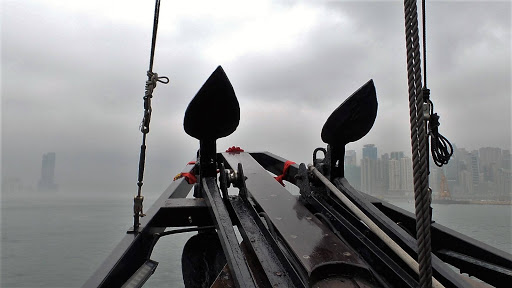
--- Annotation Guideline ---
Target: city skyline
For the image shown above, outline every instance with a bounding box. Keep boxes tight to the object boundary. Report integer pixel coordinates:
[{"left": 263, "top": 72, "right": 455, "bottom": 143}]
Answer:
[
  {"left": 345, "top": 143, "right": 511, "bottom": 201},
  {"left": 345, "top": 145, "right": 511, "bottom": 168},
  {"left": 2, "top": 1, "right": 510, "bottom": 199},
  {"left": 2, "top": 143, "right": 509, "bottom": 198}
]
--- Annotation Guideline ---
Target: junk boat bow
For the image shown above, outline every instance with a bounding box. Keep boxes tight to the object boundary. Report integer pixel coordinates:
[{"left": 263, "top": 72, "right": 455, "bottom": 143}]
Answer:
[{"left": 83, "top": 66, "right": 512, "bottom": 288}]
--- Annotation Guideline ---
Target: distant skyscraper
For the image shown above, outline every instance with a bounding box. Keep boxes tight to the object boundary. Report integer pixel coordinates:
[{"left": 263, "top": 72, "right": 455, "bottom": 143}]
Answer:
[
  {"left": 38, "top": 152, "right": 58, "bottom": 192},
  {"left": 479, "top": 147, "right": 502, "bottom": 182},
  {"left": 400, "top": 157, "right": 414, "bottom": 192},
  {"left": 362, "top": 144, "right": 377, "bottom": 160},
  {"left": 390, "top": 151, "right": 405, "bottom": 161},
  {"left": 388, "top": 160, "right": 401, "bottom": 191},
  {"left": 377, "top": 155, "right": 390, "bottom": 193},
  {"left": 479, "top": 147, "right": 501, "bottom": 166},
  {"left": 470, "top": 150, "right": 480, "bottom": 194},
  {"left": 496, "top": 168, "right": 511, "bottom": 200},
  {"left": 344, "top": 150, "right": 360, "bottom": 190},
  {"left": 503, "top": 150, "right": 511, "bottom": 170},
  {"left": 361, "top": 157, "right": 377, "bottom": 194},
  {"left": 345, "top": 150, "right": 357, "bottom": 166}
]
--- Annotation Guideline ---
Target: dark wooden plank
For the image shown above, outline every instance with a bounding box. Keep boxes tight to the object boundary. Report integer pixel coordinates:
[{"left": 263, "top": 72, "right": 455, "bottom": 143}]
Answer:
[{"left": 222, "top": 152, "right": 368, "bottom": 282}]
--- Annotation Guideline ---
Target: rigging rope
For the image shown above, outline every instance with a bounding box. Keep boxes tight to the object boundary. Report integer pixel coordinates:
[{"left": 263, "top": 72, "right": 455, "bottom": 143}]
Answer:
[
  {"left": 133, "top": 0, "right": 169, "bottom": 231},
  {"left": 419, "top": 0, "right": 453, "bottom": 168},
  {"left": 403, "top": 0, "right": 432, "bottom": 287}
]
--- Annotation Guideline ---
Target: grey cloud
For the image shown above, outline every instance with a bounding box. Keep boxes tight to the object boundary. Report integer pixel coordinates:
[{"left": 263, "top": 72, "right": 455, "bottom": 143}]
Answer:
[{"left": 2, "top": 1, "right": 510, "bottom": 197}]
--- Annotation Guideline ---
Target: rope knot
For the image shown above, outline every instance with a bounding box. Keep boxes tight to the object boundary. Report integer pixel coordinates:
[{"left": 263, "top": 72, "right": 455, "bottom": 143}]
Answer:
[
  {"left": 429, "top": 113, "right": 440, "bottom": 132},
  {"left": 428, "top": 112, "right": 453, "bottom": 167},
  {"left": 422, "top": 87, "right": 430, "bottom": 102},
  {"left": 145, "top": 71, "right": 170, "bottom": 97}
]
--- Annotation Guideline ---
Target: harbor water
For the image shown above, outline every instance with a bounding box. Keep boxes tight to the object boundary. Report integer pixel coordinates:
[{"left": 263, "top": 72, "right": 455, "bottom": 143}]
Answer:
[{"left": 1, "top": 194, "right": 511, "bottom": 288}]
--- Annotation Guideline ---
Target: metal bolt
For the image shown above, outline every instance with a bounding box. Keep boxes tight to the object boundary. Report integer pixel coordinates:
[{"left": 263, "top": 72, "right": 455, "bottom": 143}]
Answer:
[
  {"left": 343, "top": 252, "right": 351, "bottom": 257},
  {"left": 275, "top": 272, "right": 282, "bottom": 276},
  {"left": 188, "top": 216, "right": 193, "bottom": 224}
]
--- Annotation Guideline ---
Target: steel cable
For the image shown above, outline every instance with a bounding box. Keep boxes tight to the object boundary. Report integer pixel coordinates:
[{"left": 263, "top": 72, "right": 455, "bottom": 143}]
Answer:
[{"left": 133, "top": 0, "right": 168, "bottom": 230}]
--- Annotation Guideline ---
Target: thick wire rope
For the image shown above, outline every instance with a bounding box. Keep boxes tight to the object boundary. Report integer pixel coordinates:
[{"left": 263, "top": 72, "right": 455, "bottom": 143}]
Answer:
[{"left": 403, "top": 0, "right": 433, "bottom": 287}]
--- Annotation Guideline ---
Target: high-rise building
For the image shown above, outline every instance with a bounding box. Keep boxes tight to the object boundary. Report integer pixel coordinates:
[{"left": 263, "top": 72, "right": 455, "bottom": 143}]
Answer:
[
  {"left": 38, "top": 152, "right": 58, "bottom": 192},
  {"left": 479, "top": 147, "right": 502, "bottom": 182},
  {"left": 361, "top": 145, "right": 378, "bottom": 195},
  {"left": 390, "top": 151, "right": 404, "bottom": 161},
  {"left": 387, "top": 157, "right": 413, "bottom": 194},
  {"left": 502, "top": 150, "right": 511, "bottom": 170},
  {"left": 344, "top": 150, "right": 361, "bottom": 190},
  {"left": 345, "top": 150, "right": 357, "bottom": 166},
  {"left": 388, "top": 160, "right": 401, "bottom": 192},
  {"left": 400, "top": 157, "right": 414, "bottom": 192},
  {"left": 377, "top": 155, "right": 389, "bottom": 194},
  {"left": 496, "top": 168, "right": 512, "bottom": 200},
  {"left": 470, "top": 150, "right": 480, "bottom": 195},
  {"left": 362, "top": 144, "right": 377, "bottom": 160},
  {"left": 345, "top": 164, "right": 361, "bottom": 190},
  {"left": 361, "top": 157, "right": 377, "bottom": 194},
  {"left": 429, "top": 166, "right": 442, "bottom": 195}
]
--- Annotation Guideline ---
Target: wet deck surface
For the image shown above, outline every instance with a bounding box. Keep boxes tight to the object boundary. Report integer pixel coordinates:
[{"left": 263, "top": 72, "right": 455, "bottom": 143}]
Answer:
[{"left": 222, "top": 152, "right": 366, "bottom": 277}]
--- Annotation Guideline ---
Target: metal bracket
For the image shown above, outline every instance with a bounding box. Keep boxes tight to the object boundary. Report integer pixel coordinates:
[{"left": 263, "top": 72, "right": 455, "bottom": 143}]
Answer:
[{"left": 295, "top": 163, "right": 312, "bottom": 200}]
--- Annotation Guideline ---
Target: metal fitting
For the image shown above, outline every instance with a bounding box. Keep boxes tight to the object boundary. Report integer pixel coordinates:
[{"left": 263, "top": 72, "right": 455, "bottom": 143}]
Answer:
[{"left": 423, "top": 102, "right": 431, "bottom": 120}]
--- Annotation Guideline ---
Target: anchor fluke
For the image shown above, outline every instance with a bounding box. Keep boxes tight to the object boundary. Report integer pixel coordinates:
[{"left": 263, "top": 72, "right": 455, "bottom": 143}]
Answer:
[
  {"left": 184, "top": 66, "right": 240, "bottom": 140},
  {"left": 321, "top": 79, "right": 377, "bottom": 146},
  {"left": 319, "top": 79, "right": 377, "bottom": 180}
]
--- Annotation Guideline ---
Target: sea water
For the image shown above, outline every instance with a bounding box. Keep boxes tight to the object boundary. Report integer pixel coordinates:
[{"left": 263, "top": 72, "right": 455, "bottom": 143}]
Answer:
[{"left": 1, "top": 195, "right": 511, "bottom": 288}]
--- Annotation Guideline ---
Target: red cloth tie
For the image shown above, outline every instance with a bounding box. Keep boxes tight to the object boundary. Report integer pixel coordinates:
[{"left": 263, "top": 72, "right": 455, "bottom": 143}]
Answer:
[
  {"left": 274, "top": 160, "right": 296, "bottom": 187},
  {"left": 173, "top": 172, "right": 197, "bottom": 184},
  {"left": 226, "top": 146, "right": 244, "bottom": 153}
]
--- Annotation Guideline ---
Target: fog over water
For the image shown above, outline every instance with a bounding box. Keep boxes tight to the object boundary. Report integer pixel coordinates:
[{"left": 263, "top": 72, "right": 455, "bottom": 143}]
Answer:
[
  {"left": 1, "top": 196, "right": 510, "bottom": 287},
  {"left": 1, "top": 2, "right": 511, "bottom": 287},
  {"left": 2, "top": 1, "right": 510, "bottom": 201}
]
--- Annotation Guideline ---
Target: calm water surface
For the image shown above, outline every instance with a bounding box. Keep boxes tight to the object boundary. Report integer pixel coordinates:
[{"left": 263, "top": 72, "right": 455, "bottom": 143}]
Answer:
[{"left": 1, "top": 195, "right": 511, "bottom": 287}]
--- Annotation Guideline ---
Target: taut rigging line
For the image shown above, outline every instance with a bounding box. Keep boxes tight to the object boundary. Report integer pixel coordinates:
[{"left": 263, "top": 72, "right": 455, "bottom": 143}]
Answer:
[{"left": 133, "top": 0, "right": 169, "bottom": 231}]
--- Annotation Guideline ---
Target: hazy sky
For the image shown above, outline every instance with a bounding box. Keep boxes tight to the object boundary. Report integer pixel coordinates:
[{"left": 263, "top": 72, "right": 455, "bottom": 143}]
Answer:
[{"left": 2, "top": 0, "right": 511, "bottom": 199}]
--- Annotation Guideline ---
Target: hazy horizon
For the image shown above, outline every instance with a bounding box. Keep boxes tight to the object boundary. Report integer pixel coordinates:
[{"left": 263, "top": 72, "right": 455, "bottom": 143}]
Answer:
[{"left": 2, "top": 1, "right": 511, "bottom": 199}]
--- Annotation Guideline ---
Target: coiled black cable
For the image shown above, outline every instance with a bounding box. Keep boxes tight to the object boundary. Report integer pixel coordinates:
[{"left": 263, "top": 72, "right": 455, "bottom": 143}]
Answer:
[
  {"left": 427, "top": 99, "right": 453, "bottom": 167},
  {"left": 429, "top": 111, "right": 453, "bottom": 167}
]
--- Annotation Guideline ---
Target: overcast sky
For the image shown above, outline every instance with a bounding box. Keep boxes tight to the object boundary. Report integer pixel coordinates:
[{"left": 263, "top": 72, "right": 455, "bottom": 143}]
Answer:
[{"left": 2, "top": 0, "right": 510, "bottom": 200}]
